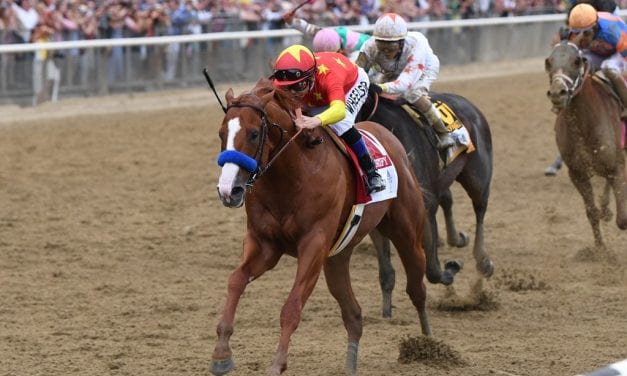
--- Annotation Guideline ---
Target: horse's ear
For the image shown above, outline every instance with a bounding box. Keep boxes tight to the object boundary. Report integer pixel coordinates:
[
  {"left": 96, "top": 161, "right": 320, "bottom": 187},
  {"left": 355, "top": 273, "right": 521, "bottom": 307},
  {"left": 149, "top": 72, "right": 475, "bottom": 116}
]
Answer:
[
  {"left": 545, "top": 58, "right": 551, "bottom": 73},
  {"left": 260, "top": 91, "right": 274, "bottom": 106},
  {"left": 225, "top": 88, "right": 234, "bottom": 105}
]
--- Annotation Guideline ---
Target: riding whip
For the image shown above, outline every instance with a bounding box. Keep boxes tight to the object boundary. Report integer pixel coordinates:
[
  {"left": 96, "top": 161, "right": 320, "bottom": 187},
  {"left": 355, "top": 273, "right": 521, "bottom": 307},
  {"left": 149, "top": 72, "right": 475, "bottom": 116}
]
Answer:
[{"left": 202, "top": 68, "right": 227, "bottom": 113}]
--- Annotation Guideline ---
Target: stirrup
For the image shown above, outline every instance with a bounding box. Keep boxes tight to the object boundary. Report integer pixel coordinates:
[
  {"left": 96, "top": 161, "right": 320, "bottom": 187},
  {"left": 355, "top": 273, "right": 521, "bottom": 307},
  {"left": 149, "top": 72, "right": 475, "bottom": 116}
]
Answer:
[
  {"left": 365, "top": 172, "right": 385, "bottom": 194},
  {"left": 437, "top": 133, "right": 455, "bottom": 150}
]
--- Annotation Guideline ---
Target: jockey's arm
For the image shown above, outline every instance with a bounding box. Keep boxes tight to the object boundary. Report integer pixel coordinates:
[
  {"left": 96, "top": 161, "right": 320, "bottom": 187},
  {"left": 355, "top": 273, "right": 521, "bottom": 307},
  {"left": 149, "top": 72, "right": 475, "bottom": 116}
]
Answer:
[
  {"left": 316, "top": 100, "right": 346, "bottom": 126},
  {"left": 285, "top": 16, "right": 321, "bottom": 38},
  {"left": 378, "top": 55, "right": 426, "bottom": 95},
  {"left": 354, "top": 52, "right": 371, "bottom": 72}
]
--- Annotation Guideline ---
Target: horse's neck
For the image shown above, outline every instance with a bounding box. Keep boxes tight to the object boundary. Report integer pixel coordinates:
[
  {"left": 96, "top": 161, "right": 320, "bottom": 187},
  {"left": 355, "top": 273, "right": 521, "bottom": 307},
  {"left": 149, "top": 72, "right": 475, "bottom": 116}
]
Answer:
[
  {"left": 259, "top": 134, "right": 343, "bottom": 190},
  {"left": 247, "top": 135, "right": 351, "bottom": 221}
]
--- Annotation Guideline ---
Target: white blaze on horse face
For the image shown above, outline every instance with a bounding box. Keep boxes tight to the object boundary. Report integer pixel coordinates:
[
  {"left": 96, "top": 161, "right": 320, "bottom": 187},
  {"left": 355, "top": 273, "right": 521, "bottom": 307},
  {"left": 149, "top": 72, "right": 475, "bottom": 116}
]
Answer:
[{"left": 217, "top": 117, "right": 244, "bottom": 201}]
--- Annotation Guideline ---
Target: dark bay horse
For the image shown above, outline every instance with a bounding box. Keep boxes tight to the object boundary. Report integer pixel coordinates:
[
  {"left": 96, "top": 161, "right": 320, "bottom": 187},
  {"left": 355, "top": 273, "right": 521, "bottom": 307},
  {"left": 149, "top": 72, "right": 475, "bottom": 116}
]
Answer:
[
  {"left": 357, "top": 89, "right": 494, "bottom": 316},
  {"left": 210, "top": 79, "right": 431, "bottom": 376},
  {"left": 545, "top": 40, "right": 627, "bottom": 247}
]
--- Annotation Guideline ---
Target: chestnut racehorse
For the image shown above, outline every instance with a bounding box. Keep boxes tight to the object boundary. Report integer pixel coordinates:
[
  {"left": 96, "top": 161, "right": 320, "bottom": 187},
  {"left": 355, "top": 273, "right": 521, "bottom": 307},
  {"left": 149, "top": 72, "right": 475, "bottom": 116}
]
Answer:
[
  {"left": 545, "top": 40, "right": 627, "bottom": 247},
  {"left": 210, "top": 79, "right": 431, "bottom": 376}
]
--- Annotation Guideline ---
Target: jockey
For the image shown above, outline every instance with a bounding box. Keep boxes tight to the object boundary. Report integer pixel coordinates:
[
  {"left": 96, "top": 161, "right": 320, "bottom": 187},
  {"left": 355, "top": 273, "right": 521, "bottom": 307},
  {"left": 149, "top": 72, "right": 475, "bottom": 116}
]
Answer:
[
  {"left": 567, "top": 3, "right": 627, "bottom": 109},
  {"left": 271, "top": 44, "right": 385, "bottom": 194},
  {"left": 355, "top": 13, "right": 454, "bottom": 151},
  {"left": 282, "top": 12, "right": 370, "bottom": 60}
]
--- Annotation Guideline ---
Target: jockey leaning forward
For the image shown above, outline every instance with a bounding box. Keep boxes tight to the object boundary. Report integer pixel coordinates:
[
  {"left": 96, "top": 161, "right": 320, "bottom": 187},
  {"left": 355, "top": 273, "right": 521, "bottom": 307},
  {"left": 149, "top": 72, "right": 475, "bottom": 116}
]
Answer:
[
  {"left": 282, "top": 11, "right": 370, "bottom": 60},
  {"left": 567, "top": 3, "right": 627, "bottom": 109},
  {"left": 354, "top": 13, "right": 455, "bottom": 151},
  {"left": 271, "top": 44, "right": 386, "bottom": 194}
]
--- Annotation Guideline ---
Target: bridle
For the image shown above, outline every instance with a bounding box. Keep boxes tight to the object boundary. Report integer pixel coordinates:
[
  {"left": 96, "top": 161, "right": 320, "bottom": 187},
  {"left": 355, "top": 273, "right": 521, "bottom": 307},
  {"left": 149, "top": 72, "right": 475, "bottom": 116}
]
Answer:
[
  {"left": 217, "top": 99, "right": 303, "bottom": 187},
  {"left": 548, "top": 42, "right": 589, "bottom": 112}
]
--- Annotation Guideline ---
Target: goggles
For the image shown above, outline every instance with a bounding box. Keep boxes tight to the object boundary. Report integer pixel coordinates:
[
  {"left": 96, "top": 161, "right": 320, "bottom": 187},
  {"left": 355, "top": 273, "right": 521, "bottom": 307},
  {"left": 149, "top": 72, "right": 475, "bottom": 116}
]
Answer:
[
  {"left": 272, "top": 67, "right": 315, "bottom": 83},
  {"left": 569, "top": 26, "right": 595, "bottom": 35},
  {"left": 375, "top": 40, "right": 401, "bottom": 55},
  {"left": 287, "top": 79, "right": 311, "bottom": 93}
]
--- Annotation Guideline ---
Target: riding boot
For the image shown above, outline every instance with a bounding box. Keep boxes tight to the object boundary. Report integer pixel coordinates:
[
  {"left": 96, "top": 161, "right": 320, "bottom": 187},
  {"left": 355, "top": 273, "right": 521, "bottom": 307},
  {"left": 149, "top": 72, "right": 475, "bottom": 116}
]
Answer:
[
  {"left": 357, "top": 153, "right": 386, "bottom": 194},
  {"left": 414, "top": 96, "right": 455, "bottom": 150},
  {"left": 340, "top": 127, "right": 385, "bottom": 194},
  {"left": 602, "top": 68, "right": 627, "bottom": 116}
]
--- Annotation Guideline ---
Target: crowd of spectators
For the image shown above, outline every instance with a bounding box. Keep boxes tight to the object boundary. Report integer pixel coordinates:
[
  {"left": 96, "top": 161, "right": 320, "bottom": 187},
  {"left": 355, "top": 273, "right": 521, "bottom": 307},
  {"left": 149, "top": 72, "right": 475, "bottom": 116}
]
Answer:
[
  {"left": 1, "top": 0, "right": 575, "bottom": 50},
  {"left": 0, "top": 0, "right": 600, "bottom": 104}
]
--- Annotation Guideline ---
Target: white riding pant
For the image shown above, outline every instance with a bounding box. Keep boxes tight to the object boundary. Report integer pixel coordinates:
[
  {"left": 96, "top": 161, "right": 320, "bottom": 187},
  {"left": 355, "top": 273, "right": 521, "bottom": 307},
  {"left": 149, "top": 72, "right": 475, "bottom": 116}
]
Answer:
[{"left": 308, "top": 67, "right": 370, "bottom": 136}]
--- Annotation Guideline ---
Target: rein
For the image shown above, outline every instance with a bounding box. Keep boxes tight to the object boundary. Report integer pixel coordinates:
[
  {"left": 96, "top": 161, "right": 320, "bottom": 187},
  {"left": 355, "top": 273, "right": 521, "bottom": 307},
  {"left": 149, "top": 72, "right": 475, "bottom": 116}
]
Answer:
[
  {"left": 363, "top": 90, "right": 380, "bottom": 121},
  {"left": 217, "top": 100, "right": 303, "bottom": 187}
]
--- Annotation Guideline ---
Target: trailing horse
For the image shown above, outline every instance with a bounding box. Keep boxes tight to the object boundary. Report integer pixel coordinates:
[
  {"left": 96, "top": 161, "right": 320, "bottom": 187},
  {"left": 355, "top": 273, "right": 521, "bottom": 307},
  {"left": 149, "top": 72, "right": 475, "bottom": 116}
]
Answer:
[
  {"left": 545, "top": 40, "right": 627, "bottom": 247},
  {"left": 210, "top": 79, "right": 431, "bottom": 375},
  {"left": 358, "top": 88, "right": 494, "bottom": 317}
]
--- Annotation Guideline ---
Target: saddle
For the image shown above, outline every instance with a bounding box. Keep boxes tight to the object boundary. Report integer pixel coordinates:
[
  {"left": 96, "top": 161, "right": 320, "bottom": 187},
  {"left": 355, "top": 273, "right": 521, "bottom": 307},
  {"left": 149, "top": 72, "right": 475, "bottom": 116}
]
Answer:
[
  {"left": 319, "top": 126, "right": 399, "bottom": 257},
  {"left": 379, "top": 94, "right": 475, "bottom": 166}
]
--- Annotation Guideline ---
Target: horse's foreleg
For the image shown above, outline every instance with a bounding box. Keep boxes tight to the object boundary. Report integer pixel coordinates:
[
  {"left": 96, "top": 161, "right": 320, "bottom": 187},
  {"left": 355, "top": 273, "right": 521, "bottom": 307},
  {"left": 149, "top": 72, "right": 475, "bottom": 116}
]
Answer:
[
  {"left": 423, "top": 206, "right": 462, "bottom": 285},
  {"left": 269, "top": 236, "right": 327, "bottom": 376},
  {"left": 569, "top": 170, "right": 603, "bottom": 246},
  {"left": 439, "top": 189, "right": 470, "bottom": 248},
  {"left": 369, "top": 229, "right": 395, "bottom": 318},
  {"left": 422, "top": 207, "right": 444, "bottom": 284},
  {"left": 210, "top": 268, "right": 246, "bottom": 376},
  {"left": 210, "top": 237, "right": 281, "bottom": 376},
  {"left": 389, "top": 229, "right": 432, "bottom": 336},
  {"left": 609, "top": 169, "right": 627, "bottom": 230},
  {"left": 323, "top": 251, "right": 363, "bottom": 376},
  {"left": 599, "top": 180, "right": 614, "bottom": 222}
]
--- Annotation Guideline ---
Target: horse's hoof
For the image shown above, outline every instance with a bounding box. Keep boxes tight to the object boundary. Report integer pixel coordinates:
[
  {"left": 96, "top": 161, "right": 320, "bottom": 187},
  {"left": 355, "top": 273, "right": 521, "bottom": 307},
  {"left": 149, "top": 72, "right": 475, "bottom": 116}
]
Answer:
[
  {"left": 444, "top": 259, "right": 464, "bottom": 274},
  {"left": 440, "top": 270, "right": 454, "bottom": 285},
  {"left": 454, "top": 232, "right": 470, "bottom": 248},
  {"left": 441, "top": 259, "right": 464, "bottom": 285},
  {"left": 209, "top": 357, "right": 235, "bottom": 376},
  {"left": 477, "top": 258, "right": 494, "bottom": 278},
  {"left": 544, "top": 165, "right": 560, "bottom": 176}
]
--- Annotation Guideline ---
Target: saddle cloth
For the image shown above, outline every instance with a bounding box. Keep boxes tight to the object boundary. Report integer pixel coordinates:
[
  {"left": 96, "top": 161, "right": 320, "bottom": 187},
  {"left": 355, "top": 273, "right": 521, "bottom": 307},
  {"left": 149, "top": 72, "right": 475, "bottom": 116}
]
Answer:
[
  {"left": 400, "top": 100, "right": 476, "bottom": 165},
  {"left": 323, "top": 127, "right": 399, "bottom": 257}
]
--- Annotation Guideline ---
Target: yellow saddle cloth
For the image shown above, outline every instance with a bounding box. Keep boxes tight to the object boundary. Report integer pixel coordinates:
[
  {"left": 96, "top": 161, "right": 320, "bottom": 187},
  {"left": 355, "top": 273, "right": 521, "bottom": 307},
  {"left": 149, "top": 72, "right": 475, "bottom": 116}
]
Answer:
[{"left": 401, "top": 100, "right": 476, "bottom": 166}]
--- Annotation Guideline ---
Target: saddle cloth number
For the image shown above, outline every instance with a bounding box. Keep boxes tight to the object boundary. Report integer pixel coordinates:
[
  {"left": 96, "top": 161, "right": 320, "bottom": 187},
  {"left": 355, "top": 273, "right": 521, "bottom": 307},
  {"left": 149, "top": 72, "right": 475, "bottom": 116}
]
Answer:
[{"left": 435, "top": 101, "right": 463, "bottom": 132}]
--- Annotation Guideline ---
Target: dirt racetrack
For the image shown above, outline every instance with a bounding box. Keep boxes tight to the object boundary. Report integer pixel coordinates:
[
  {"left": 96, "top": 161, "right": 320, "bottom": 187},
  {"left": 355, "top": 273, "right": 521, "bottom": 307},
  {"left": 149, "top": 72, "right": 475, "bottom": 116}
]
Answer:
[{"left": 1, "top": 58, "right": 626, "bottom": 376}]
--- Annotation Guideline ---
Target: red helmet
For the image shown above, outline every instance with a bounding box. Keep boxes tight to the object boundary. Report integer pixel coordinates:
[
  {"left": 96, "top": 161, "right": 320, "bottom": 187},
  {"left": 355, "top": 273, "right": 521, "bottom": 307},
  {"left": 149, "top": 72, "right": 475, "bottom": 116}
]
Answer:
[{"left": 272, "top": 44, "right": 317, "bottom": 86}]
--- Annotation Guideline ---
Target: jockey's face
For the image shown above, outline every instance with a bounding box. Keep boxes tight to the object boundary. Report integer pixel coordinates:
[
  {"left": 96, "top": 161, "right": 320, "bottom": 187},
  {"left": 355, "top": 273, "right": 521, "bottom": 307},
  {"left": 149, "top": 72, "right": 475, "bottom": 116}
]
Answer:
[
  {"left": 375, "top": 40, "right": 402, "bottom": 59},
  {"left": 287, "top": 77, "right": 312, "bottom": 99},
  {"left": 571, "top": 26, "right": 596, "bottom": 48},
  {"left": 578, "top": 27, "right": 595, "bottom": 48}
]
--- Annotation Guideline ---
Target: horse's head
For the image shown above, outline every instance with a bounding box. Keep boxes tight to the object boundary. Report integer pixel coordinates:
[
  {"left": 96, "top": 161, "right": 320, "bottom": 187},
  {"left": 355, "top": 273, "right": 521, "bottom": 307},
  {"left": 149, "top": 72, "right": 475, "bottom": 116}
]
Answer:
[
  {"left": 215, "top": 79, "right": 297, "bottom": 208},
  {"left": 545, "top": 40, "right": 589, "bottom": 112}
]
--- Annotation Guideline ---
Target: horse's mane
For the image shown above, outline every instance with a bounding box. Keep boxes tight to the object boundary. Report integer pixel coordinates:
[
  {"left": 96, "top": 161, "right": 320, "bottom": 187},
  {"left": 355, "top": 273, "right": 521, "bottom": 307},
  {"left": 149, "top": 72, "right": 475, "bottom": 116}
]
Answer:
[{"left": 251, "top": 78, "right": 303, "bottom": 116}]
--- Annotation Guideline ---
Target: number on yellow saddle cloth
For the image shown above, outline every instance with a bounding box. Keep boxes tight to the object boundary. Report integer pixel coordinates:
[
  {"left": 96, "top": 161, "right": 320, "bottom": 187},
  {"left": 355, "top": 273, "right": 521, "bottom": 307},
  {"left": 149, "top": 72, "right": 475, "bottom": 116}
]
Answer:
[{"left": 401, "top": 100, "right": 476, "bottom": 166}]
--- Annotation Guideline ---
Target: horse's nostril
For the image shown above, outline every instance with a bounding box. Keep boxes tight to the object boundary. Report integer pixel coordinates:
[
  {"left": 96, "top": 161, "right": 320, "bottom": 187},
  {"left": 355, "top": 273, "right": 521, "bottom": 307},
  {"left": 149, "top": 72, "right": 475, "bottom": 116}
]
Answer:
[{"left": 232, "top": 186, "right": 244, "bottom": 197}]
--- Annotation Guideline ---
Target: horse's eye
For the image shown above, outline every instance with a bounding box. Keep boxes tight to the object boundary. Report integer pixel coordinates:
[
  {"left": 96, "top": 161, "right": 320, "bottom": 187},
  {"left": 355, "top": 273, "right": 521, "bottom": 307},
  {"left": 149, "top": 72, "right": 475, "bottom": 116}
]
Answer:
[{"left": 249, "top": 130, "right": 259, "bottom": 142}]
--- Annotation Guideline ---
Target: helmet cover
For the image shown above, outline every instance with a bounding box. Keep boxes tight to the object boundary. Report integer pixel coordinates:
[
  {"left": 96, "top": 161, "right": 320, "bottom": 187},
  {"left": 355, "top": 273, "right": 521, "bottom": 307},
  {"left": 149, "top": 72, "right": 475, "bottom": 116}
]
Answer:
[
  {"left": 272, "top": 44, "right": 317, "bottom": 86},
  {"left": 373, "top": 13, "right": 408, "bottom": 41},
  {"left": 313, "top": 28, "right": 341, "bottom": 52},
  {"left": 569, "top": 3, "right": 598, "bottom": 31}
]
